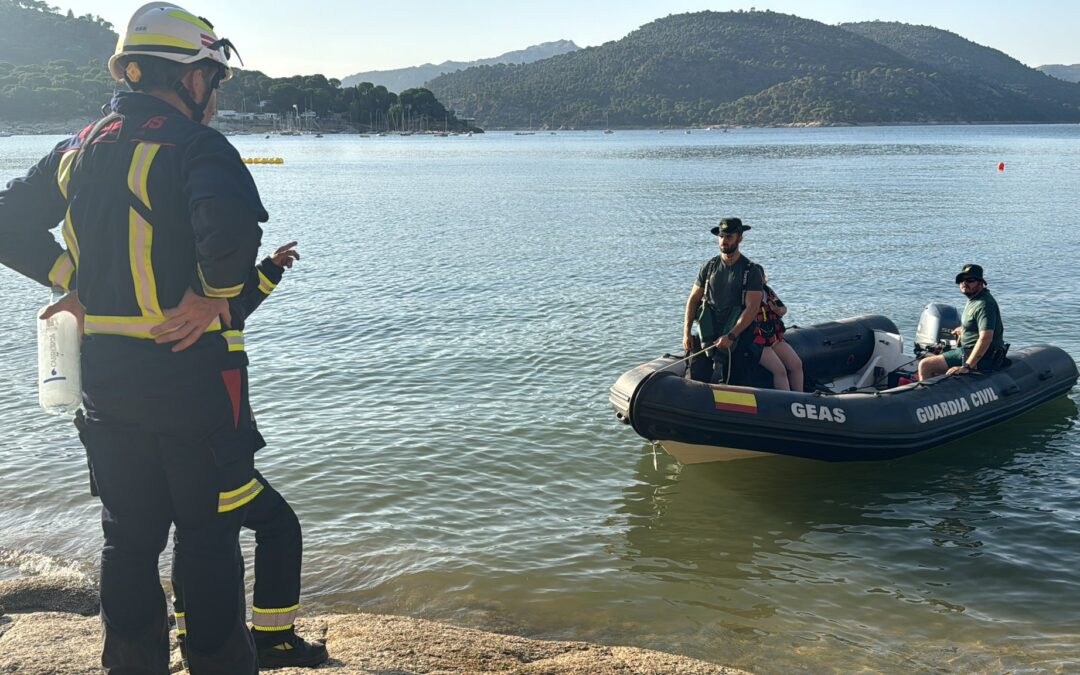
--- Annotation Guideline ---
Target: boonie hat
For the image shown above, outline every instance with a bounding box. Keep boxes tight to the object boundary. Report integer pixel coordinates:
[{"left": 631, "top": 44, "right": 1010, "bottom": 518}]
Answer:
[
  {"left": 955, "top": 263, "right": 985, "bottom": 284},
  {"left": 710, "top": 217, "right": 751, "bottom": 236}
]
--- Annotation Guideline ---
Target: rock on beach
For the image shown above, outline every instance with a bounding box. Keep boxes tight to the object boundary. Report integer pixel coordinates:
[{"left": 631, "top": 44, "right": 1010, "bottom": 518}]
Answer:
[{"left": 0, "top": 576, "right": 748, "bottom": 674}]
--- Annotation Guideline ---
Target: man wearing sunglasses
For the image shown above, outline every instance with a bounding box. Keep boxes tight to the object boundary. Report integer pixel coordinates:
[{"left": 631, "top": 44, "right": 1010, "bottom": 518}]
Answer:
[{"left": 918, "top": 264, "right": 1007, "bottom": 381}]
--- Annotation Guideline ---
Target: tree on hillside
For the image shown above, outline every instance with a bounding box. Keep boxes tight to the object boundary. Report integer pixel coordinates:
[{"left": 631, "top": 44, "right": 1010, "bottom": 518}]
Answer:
[{"left": 13, "top": 0, "right": 58, "bottom": 11}]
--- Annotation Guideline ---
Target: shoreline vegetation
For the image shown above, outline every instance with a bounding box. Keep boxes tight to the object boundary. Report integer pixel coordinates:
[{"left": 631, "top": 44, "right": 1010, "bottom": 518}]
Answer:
[
  {"left": 0, "top": 574, "right": 748, "bottom": 674},
  {"left": 2, "top": 119, "right": 1076, "bottom": 137}
]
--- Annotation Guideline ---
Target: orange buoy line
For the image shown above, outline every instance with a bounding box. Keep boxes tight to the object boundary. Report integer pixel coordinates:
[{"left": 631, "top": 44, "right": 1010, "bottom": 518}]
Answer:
[{"left": 242, "top": 157, "right": 284, "bottom": 165}]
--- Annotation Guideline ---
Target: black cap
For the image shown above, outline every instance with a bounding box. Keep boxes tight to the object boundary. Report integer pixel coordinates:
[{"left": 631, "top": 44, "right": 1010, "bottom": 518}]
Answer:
[
  {"left": 955, "top": 264, "right": 985, "bottom": 284},
  {"left": 710, "top": 217, "right": 751, "bottom": 236}
]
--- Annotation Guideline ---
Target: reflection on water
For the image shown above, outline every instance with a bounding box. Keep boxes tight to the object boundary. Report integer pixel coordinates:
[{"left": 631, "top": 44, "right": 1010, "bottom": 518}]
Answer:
[{"left": 617, "top": 397, "right": 1079, "bottom": 672}]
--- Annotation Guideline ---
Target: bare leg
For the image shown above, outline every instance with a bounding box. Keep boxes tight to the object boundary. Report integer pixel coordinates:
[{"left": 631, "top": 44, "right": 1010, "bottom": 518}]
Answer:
[
  {"left": 772, "top": 340, "right": 804, "bottom": 392},
  {"left": 759, "top": 347, "right": 790, "bottom": 390},
  {"left": 918, "top": 354, "right": 948, "bottom": 381}
]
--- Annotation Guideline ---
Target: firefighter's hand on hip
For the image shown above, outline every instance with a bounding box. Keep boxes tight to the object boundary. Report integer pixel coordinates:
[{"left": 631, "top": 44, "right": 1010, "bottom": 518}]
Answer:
[{"left": 151, "top": 288, "right": 232, "bottom": 352}]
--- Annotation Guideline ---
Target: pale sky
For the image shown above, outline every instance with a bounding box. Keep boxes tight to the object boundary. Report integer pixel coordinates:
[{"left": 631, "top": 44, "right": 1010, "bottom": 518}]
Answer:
[{"left": 61, "top": 1, "right": 1080, "bottom": 79}]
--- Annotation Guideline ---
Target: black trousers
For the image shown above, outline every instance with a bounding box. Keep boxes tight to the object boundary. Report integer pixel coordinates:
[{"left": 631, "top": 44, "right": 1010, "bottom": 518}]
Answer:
[
  {"left": 77, "top": 337, "right": 260, "bottom": 675},
  {"left": 172, "top": 470, "right": 304, "bottom": 646}
]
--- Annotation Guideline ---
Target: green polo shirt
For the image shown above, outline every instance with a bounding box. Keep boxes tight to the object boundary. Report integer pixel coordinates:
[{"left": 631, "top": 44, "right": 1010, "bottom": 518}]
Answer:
[
  {"left": 960, "top": 288, "right": 1005, "bottom": 352},
  {"left": 695, "top": 254, "right": 763, "bottom": 342}
]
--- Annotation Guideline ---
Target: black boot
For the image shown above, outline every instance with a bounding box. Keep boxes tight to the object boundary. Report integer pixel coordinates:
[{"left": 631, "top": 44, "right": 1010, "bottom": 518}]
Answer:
[{"left": 254, "top": 629, "right": 329, "bottom": 669}]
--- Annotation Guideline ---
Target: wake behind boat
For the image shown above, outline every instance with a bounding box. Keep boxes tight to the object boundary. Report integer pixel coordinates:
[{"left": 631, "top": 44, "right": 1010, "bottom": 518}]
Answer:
[{"left": 610, "top": 310, "right": 1078, "bottom": 463}]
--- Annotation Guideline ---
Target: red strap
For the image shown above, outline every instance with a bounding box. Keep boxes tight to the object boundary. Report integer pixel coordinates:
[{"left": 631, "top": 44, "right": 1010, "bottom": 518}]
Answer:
[{"left": 220, "top": 369, "right": 242, "bottom": 429}]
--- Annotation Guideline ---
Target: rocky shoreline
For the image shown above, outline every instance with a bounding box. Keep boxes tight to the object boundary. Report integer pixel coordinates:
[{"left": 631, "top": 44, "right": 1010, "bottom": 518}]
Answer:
[{"left": 0, "top": 575, "right": 748, "bottom": 674}]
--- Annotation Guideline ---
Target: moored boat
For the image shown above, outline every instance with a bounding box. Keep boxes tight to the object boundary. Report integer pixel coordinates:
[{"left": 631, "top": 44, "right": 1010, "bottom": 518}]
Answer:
[{"left": 610, "top": 312, "right": 1078, "bottom": 463}]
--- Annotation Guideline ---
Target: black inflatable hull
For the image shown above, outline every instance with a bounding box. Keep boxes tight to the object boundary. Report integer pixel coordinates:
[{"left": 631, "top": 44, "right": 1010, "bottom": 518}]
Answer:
[{"left": 611, "top": 323, "right": 1078, "bottom": 463}]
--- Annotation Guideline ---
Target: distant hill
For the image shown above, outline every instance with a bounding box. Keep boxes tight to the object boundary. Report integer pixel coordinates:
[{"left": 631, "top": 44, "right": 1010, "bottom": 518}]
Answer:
[
  {"left": 841, "top": 22, "right": 1080, "bottom": 114},
  {"left": 427, "top": 10, "right": 1080, "bottom": 128},
  {"left": 1038, "top": 64, "right": 1080, "bottom": 83},
  {"left": 0, "top": 1, "right": 116, "bottom": 66},
  {"left": 340, "top": 40, "right": 580, "bottom": 91}
]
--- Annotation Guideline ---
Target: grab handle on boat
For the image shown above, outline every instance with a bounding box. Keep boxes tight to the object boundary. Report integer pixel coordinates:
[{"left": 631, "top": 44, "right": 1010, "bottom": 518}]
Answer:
[
  {"left": 1001, "top": 383, "right": 1020, "bottom": 396},
  {"left": 1038, "top": 368, "right": 1053, "bottom": 381},
  {"left": 823, "top": 334, "right": 862, "bottom": 347}
]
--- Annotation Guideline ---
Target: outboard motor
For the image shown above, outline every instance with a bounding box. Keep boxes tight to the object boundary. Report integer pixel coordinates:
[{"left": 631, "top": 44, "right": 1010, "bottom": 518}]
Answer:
[{"left": 915, "top": 303, "right": 960, "bottom": 357}]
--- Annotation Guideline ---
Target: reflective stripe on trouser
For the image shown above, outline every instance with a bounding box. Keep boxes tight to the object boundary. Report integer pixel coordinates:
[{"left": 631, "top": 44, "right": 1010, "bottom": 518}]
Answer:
[
  {"left": 79, "top": 350, "right": 259, "bottom": 675},
  {"left": 247, "top": 476, "right": 303, "bottom": 640},
  {"left": 172, "top": 472, "right": 304, "bottom": 642},
  {"left": 219, "top": 477, "right": 262, "bottom": 512},
  {"left": 252, "top": 604, "right": 299, "bottom": 632}
]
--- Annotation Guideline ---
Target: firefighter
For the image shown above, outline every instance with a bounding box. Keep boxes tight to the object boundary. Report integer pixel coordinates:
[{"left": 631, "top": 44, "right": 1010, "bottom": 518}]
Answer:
[{"left": 1, "top": 3, "right": 265, "bottom": 672}]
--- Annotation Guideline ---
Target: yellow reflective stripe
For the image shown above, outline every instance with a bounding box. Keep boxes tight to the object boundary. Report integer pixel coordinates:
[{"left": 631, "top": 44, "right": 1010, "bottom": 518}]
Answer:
[
  {"left": 127, "top": 142, "right": 161, "bottom": 211},
  {"left": 84, "top": 314, "right": 222, "bottom": 339},
  {"left": 253, "top": 604, "right": 300, "bottom": 615},
  {"left": 257, "top": 269, "right": 277, "bottom": 295},
  {"left": 252, "top": 604, "right": 299, "bottom": 631},
  {"left": 124, "top": 33, "right": 200, "bottom": 52},
  {"left": 175, "top": 612, "right": 187, "bottom": 636},
  {"left": 197, "top": 264, "right": 245, "bottom": 298},
  {"left": 128, "top": 209, "right": 163, "bottom": 317},
  {"left": 62, "top": 208, "right": 80, "bottom": 265},
  {"left": 218, "top": 478, "right": 263, "bottom": 513},
  {"left": 56, "top": 149, "right": 78, "bottom": 199},
  {"left": 253, "top": 623, "right": 295, "bottom": 633},
  {"left": 222, "top": 330, "right": 245, "bottom": 352},
  {"left": 48, "top": 252, "right": 76, "bottom": 291},
  {"left": 167, "top": 10, "right": 215, "bottom": 34}
]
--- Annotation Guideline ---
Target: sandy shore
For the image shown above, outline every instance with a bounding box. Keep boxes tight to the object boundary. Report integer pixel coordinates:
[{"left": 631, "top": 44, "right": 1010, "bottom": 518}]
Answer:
[{"left": 0, "top": 575, "right": 748, "bottom": 674}]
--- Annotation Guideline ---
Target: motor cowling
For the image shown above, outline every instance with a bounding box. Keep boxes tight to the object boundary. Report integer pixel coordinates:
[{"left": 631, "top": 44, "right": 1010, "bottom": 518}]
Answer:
[{"left": 915, "top": 303, "right": 960, "bottom": 357}]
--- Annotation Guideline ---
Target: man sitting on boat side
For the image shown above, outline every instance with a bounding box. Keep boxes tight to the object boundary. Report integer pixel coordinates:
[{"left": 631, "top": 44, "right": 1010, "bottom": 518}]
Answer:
[
  {"left": 682, "top": 217, "right": 765, "bottom": 385},
  {"left": 918, "top": 264, "right": 1006, "bottom": 381}
]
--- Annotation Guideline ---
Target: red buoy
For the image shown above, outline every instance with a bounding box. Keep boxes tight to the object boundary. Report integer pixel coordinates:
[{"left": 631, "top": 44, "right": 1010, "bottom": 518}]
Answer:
[{"left": 997, "top": 162, "right": 1005, "bottom": 171}]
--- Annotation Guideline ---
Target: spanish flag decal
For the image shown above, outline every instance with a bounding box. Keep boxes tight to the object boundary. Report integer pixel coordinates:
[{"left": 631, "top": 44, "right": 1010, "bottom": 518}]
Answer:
[{"left": 710, "top": 387, "right": 758, "bottom": 414}]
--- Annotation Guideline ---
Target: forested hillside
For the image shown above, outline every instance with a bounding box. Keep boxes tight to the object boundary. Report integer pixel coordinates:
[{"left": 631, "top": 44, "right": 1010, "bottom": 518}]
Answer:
[
  {"left": 0, "top": 1, "right": 474, "bottom": 130},
  {"left": 0, "top": 0, "right": 115, "bottom": 66},
  {"left": 841, "top": 22, "right": 1080, "bottom": 114},
  {"left": 427, "top": 10, "right": 1080, "bottom": 128}
]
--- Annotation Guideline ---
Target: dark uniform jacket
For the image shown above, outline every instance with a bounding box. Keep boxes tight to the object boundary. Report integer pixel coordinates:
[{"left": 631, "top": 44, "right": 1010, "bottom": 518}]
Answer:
[{"left": 0, "top": 91, "right": 267, "bottom": 361}]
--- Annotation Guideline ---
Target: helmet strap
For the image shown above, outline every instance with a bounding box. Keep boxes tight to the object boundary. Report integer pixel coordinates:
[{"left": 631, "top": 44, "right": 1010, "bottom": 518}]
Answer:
[
  {"left": 172, "top": 65, "right": 225, "bottom": 122},
  {"left": 173, "top": 78, "right": 209, "bottom": 123}
]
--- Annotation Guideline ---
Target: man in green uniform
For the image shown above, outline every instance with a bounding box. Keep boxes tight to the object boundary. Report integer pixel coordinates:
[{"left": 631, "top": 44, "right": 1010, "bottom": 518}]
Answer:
[
  {"left": 918, "top": 264, "right": 1006, "bottom": 380},
  {"left": 682, "top": 217, "right": 765, "bottom": 384}
]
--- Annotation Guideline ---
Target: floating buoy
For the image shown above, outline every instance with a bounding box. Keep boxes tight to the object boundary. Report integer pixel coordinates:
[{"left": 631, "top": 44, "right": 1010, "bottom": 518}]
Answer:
[
  {"left": 997, "top": 162, "right": 1005, "bottom": 171},
  {"left": 242, "top": 157, "right": 284, "bottom": 165}
]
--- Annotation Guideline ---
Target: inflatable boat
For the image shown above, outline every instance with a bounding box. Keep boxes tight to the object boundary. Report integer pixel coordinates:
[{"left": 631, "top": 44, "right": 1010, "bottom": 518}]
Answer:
[{"left": 610, "top": 308, "right": 1078, "bottom": 463}]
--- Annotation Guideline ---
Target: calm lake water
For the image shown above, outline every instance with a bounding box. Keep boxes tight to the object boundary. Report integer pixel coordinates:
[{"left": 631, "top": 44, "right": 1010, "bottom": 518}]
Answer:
[{"left": 1, "top": 126, "right": 1078, "bottom": 673}]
